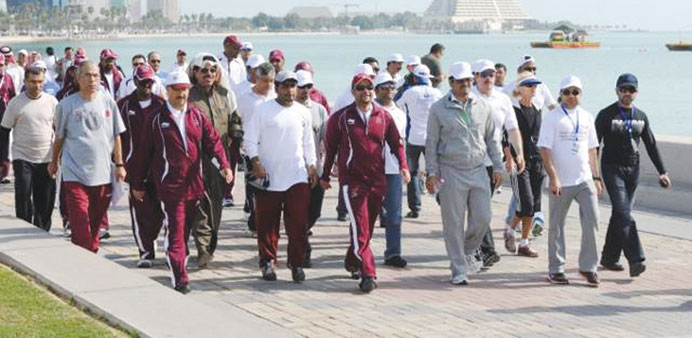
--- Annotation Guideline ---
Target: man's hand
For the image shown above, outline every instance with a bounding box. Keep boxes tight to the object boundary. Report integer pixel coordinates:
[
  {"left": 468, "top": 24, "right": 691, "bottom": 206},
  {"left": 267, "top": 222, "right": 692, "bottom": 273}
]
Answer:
[
  {"left": 516, "top": 156, "right": 525, "bottom": 174},
  {"left": 221, "top": 168, "right": 234, "bottom": 184},
  {"left": 426, "top": 175, "right": 439, "bottom": 194},
  {"left": 492, "top": 171, "right": 502, "bottom": 190},
  {"left": 47, "top": 162, "right": 59, "bottom": 178},
  {"left": 319, "top": 178, "right": 331, "bottom": 190},
  {"left": 132, "top": 189, "right": 145, "bottom": 202},
  {"left": 401, "top": 169, "right": 411, "bottom": 185},
  {"left": 115, "top": 166, "right": 127, "bottom": 182},
  {"left": 659, "top": 173, "right": 672, "bottom": 189},
  {"left": 505, "top": 160, "right": 515, "bottom": 175},
  {"left": 549, "top": 177, "right": 562, "bottom": 197},
  {"left": 594, "top": 179, "right": 603, "bottom": 198},
  {"left": 308, "top": 165, "right": 319, "bottom": 188}
]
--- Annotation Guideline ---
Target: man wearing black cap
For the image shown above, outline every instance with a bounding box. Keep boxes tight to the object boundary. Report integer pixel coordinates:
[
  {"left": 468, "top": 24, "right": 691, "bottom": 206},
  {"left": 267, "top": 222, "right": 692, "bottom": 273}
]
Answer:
[{"left": 595, "top": 73, "right": 671, "bottom": 278}]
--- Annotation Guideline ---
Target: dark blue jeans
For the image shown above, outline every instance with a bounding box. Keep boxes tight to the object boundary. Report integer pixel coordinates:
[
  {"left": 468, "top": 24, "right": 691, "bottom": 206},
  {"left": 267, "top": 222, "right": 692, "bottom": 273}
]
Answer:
[
  {"left": 381, "top": 174, "right": 403, "bottom": 259},
  {"left": 601, "top": 163, "right": 645, "bottom": 265},
  {"left": 406, "top": 144, "right": 425, "bottom": 213}
]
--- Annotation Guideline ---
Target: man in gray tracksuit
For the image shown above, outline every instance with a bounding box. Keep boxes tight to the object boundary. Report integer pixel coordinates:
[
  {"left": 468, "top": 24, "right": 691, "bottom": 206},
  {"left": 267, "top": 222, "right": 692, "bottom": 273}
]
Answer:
[{"left": 425, "top": 62, "right": 503, "bottom": 285}]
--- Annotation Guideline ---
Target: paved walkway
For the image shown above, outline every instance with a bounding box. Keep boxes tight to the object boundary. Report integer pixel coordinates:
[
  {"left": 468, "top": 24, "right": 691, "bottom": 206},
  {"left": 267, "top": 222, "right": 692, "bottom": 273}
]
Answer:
[{"left": 1, "top": 177, "right": 691, "bottom": 337}]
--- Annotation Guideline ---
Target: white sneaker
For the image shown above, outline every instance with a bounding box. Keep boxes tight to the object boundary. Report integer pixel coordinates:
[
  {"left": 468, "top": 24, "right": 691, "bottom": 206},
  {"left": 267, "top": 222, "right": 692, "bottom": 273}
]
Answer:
[
  {"left": 465, "top": 253, "right": 482, "bottom": 274},
  {"left": 136, "top": 259, "right": 153, "bottom": 268},
  {"left": 451, "top": 274, "right": 468, "bottom": 285}
]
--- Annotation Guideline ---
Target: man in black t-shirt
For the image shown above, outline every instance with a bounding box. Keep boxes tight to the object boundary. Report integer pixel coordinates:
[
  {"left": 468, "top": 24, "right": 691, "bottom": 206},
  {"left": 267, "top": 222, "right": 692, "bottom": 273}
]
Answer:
[{"left": 595, "top": 73, "right": 671, "bottom": 278}]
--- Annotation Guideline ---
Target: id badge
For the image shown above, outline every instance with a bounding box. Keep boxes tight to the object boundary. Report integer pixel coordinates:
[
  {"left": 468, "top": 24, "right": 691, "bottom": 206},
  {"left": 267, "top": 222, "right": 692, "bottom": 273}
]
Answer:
[{"left": 571, "top": 140, "right": 580, "bottom": 154}]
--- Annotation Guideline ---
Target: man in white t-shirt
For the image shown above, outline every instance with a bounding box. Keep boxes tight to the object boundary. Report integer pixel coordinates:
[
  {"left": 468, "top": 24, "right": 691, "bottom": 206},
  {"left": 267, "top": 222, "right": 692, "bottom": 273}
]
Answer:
[
  {"left": 384, "top": 53, "right": 404, "bottom": 88},
  {"left": 374, "top": 72, "right": 409, "bottom": 268},
  {"left": 218, "top": 35, "right": 247, "bottom": 94},
  {"left": 0, "top": 66, "right": 58, "bottom": 231},
  {"left": 396, "top": 64, "right": 443, "bottom": 219},
  {"left": 166, "top": 49, "right": 188, "bottom": 76},
  {"left": 537, "top": 75, "right": 602, "bottom": 287},
  {"left": 244, "top": 70, "right": 318, "bottom": 283},
  {"left": 504, "top": 55, "right": 557, "bottom": 111}
]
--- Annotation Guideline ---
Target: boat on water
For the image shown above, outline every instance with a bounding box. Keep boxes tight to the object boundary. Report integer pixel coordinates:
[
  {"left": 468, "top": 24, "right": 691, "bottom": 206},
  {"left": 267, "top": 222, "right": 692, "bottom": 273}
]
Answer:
[
  {"left": 666, "top": 41, "right": 692, "bottom": 51},
  {"left": 531, "top": 25, "right": 600, "bottom": 49}
]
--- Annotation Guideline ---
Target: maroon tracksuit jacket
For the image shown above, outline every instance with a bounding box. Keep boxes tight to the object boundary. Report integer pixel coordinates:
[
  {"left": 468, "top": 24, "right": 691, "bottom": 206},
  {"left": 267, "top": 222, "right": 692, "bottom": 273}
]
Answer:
[
  {"left": 0, "top": 72, "right": 16, "bottom": 180},
  {"left": 322, "top": 103, "right": 407, "bottom": 279},
  {"left": 100, "top": 67, "right": 123, "bottom": 100},
  {"left": 309, "top": 88, "right": 331, "bottom": 115}
]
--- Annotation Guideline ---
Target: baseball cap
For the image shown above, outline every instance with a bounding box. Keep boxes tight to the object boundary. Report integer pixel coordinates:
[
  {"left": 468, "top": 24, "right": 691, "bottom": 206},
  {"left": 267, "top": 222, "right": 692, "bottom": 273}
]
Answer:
[
  {"left": 296, "top": 70, "right": 314, "bottom": 87},
  {"left": 30, "top": 60, "right": 47, "bottom": 70},
  {"left": 134, "top": 64, "right": 156, "bottom": 81},
  {"left": 246, "top": 54, "right": 265, "bottom": 69},
  {"left": 352, "top": 63, "right": 375, "bottom": 77},
  {"left": 73, "top": 56, "right": 87, "bottom": 67},
  {"left": 18, "top": 49, "right": 28, "bottom": 56},
  {"left": 241, "top": 42, "right": 253, "bottom": 51},
  {"left": 387, "top": 53, "right": 404, "bottom": 63},
  {"left": 374, "top": 72, "right": 395, "bottom": 87},
  {"left": 177, "top": 49, "right": 186, "bottom": 56},
  {"left": 351, "top": 73, "right": 375, "bottom": 89},
  {"left": 275, "top": 70, "right": 298, "bottom": 84},
  {"left": 0, "top": 46, "right": 11, "bottom": 55},
  {"left": 560, "top": 75, "right": 583, "bottom": 90},
  {"left": 100, "top": 48, "right": 118, "bottom": 60},
  {"left": 449, "top": 62, "right": 473, "bottom": 80},
  {"left": 223, "top": 35, "right": 242, "bottom": 48},
  {"left": 405, "top": 55, "right": 421, "bottom": 66},
  {"left": 472, "top": 59, "right": 495, "bottom": 74},
  {"left": 616, "top": 73, "right": 638, "bottom": 90},
  {"left": 413, "top": 64, "right": 433, "bottom": 78},
  {"left": 294, "top": 61, "right": 314, "bottom": 74},
  {"left": 269, "top": 50, "right": 285, "bottom": 62},
  {"left": 165, "top": 71, "right": 191, "bottom": 89},
  {"left": 191, "top": 53, "right": 219, "bottom": 69},
  {"left": 518, "top": 54, "right": 536, "bottom": 68},
  {"left": 515, "top": 72, "right": 542, "bottom": 89}
]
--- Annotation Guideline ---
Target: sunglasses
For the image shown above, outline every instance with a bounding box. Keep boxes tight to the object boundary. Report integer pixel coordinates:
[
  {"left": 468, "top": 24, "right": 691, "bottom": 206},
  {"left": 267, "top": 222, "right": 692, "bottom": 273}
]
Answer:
[
  {"left": 377, "top": 83, "right": 396, "bottom": 90},
  {"left": 298, "top": 84, "right": 313, "bottom": 90},
  {"left": 150, "top": 60, "right": 161, "bottom": 64},
  {"left": 480, "top": 70, "right": 495, "bottom": 78},
  {"left": 618, "top": 86, "right": 637, "bottom": 94},
  {"left": 562, "top": 89, "right": 581, "bottom": 96},
  {"left": 354, "top": 85, "right": 374, "bottom": 91},
  {"left": 523, "top": 67, "right": 537, "bottom": 72},
  {"left": 200, "top": 67, "right": 218, "bottom": 74}
]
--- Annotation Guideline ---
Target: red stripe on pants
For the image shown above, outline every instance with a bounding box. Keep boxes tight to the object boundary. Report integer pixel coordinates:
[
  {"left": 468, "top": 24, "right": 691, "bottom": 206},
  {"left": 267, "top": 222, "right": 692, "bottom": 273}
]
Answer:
[
  {"left": 128, "top": 181, "right": 164, "bottom": 260},
  {"left": 162, "top": 199, "right": 198, "bottom": 287},
  {"left": 64, "top": 182, "right": 112, "bottom": 253},
  {"left": 343, "top": 184, "right": 383, "bottom": 279},
  {"left": 255, "top": 183, "right": 309, "bottom": 268}
]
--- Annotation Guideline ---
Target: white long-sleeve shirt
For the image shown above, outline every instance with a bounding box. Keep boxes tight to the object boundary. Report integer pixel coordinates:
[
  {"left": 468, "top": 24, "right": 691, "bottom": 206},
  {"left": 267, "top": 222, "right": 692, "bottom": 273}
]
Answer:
[
  {"left": 218, "top": 52, "right": 247, "bottom": 95},
  {"left": 244, "top": 100, "right": 316, "bottom": 192}
]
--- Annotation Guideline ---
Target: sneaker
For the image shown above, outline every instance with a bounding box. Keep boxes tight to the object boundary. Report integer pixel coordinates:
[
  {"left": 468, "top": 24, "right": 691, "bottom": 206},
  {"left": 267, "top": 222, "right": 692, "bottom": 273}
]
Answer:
[
  {"left": 384, "top": 256, "right": 408, "bottom": 268},
  {"left": 261, "top": 262, "right": 277, "bottom": 281},
  {"left": 517, "top": 245, "right": 539, "bottom": 257},
  {"left": 629, "top": 261, "right": 646, "bottom": 277},
  {"left": 359, "top": 277, "right": 377, "bottom": 293},
  {"left": 349, "top": 270, "right": 360, "bottom": 280},
  {"left": 62, "top": 220, "right": 71, "bottom": 238},
  {"left": 243, "top": 211, "right": 251, "bottom": 221},
  {"left": 197, "top": 253, "right": 213, "bottom": 269},
  {"left": 451, "top": 275, "right": 468, "bottom": 285},
  {"left": 579, "top": 271, "right": 600, "bottom": 287},
  {"left": 600, "top": 261, "right": 625, "bottom": 272},
  {"left": 337, "top": 213, "right": 348, "bottom": 222},
  {"left": 465, "top": 252, "right": 483, "bottom": 274},
  {"left": 405, "top": 211, "right": 419, "bottom": 219},
  {"left": 292, "top": 267, "right": 305, "bottom": 282},
  {"left": 136, "top": 259, "right": 153, "bottom": 268},
  {"left": 503, "top": 228, "right": 516, "bottom": 253},
  {"left": 0, "top": 177, "right": 10, "bottom": 184},
  {"left": 99, "top": 228, "right": 111, "bottom": 240},
  {"left": 304, "top": 255, "right": 312, "bottom": 269},
  {"left": 482, "top": 251, "right": 501, "bottom": 267},
  {"left": 174, "top": 283, "right": 191, "bottom": 294},
  {"left": 223, "top": 198, "right": 235, "bottom": 207},
  {"left": 548, "top": 272, "right": 569, "bottom": 285}
]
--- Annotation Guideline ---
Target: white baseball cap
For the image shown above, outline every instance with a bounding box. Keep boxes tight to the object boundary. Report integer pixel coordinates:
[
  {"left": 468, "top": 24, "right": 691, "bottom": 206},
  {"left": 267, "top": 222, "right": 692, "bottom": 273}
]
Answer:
[
  {"left": 246, "top": 54, "right": 265, "bottom": 69},
  {"left": 241, "top": 42, "right": 253, "bottom": 51},
  {"left": 387, "top": 53, "right": 404, "bottom": 63},
  {"left": 296, "top": 70, "right": 314, "bottom": 87},
  {"left": 18, "top": 49, "right": 28, "bottom": 56},
  {"left": 518, "top": 54, "right": 536, "bottom": 68},
  {"left": 413, "top": 64, "right": 433, "bottom": 78},
  {"left": 374, "top": 72, "right": 395, "bottom": 87},
  {"left": 275, "top": 70, "right": 298, "bottom": 84},
  {"left": 560, "top": 75, "right": 583, "bottom": 90},
  {"left": 405, "top": 55, "right": 421, "bottom": 66},
  {"left": 352, "top": 63, "right": 375, "bottom": 76},
  {"left": 449, "top": 62, "right": 473, "bottom": 80},
  {"left": 472, "top": 59, "right": 495, "bottom": 74},
  {"left": 165, "top": 71, "right": 192, "bottom": 89}
]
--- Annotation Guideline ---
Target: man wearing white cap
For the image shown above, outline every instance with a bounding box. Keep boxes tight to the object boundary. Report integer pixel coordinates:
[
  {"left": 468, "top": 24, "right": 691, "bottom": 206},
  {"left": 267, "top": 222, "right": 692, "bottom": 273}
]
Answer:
[
  {"left": 396, "top": 64, "right": 443, "bottom": 219},
  {"left": 296, "top": 70, "right": 327, "bottom": 267},
  {"left": 470, "top": 59, "right": 525, "bottom": 263},
  {"left": 166, "top": 49, "right": 188, "bottom": 76},
  {"left": 27, "top": 60, "right": 60, "bottom": 96},
  {"left": 244, "top": 70, "right": 318, "bottom": 282},
  {"left": 384, "top": 53, "right": 404, "bottom": 88},
  {"left": 130, "top": 71, "right": 233, "bottom": 293},
  {"left": 537, "top": 75, "right": 602, "bottom": 287},
  {"left": 504, "top": 55, "right": 557, "bottom": 111},
  {"left": 374, "top": 72, "right": 409, "bottom": 268},
  {"left": 394, "top": 55, "right": 421, "bottom": 101},
  {"left": 425, "top": 62, "right": 503, "bottom": 285},
  {"left": 235, "top": 54, "right": 266, "bottom": 97},
  {"left": 241, "top": 42, "right": 254, "bottom": 64}
]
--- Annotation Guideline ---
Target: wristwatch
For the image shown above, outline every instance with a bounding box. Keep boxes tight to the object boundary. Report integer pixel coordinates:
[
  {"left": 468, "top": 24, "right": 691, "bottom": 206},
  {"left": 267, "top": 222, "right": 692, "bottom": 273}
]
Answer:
[{"left": 592, "top": 176, "right": 601, "bottom": 181}]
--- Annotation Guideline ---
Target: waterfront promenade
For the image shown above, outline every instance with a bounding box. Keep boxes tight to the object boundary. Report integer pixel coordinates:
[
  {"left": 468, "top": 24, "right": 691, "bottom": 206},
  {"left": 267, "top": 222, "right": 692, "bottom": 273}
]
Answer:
[{"left": 1, "top": 174, "right": 691, "bottom": 337}]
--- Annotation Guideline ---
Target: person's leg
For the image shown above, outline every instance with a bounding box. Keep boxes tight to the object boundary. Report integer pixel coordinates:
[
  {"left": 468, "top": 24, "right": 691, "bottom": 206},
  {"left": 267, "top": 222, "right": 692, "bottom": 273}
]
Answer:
[
  {"left": 438, "top": 168, "right": 469, "bottom": 279},
  {"left": 547, "top": 186, "right": 577, "bottom": 274},
  {"left": 466, "top": 168, "right": 493, "bottom": 255},
  {"left": 574, "top": 182, "right": 600, "bottom": 274},
  {"left": 284, "top": 183, "right": 309, "bottom": 269},
  {"left": 207, "top": 172, "right": 225, "bottom": 255},
  {"left": 363, "top": 187, "right": 384, "bottom": 277},
  {"left": 406, "top": 145, "right": 423, "bottom": 215},
  {"left": 383, "top": 174, "right": 403, "bottom": 260},
  {"left": 308, "top": 184, "right": 325, "bottom": 228},
  {"left": 31, "top": 162, "right": 56, "bottom": 231},
  {"left": 601, "top": 164, "right": 627, "bottom": 266},
  {"left": 64, "top": 182, "right": 95, "bottom": 252},
  {"left": 192, "top": 192, "right": 213, "bottom": 259},
  {"left": 129, "top": 181, "right": 162, "bottom": 260},
  {"left": 342, "top": 184, "right": 376, "bottom": 279},
  {"left": 622, "top": 165, "right": 645, "bottom": 264},
  {"left": 12, "top": 160, "right": 33, "bottom": 224},
  {"left": 254, "top": 190, "right": 283, "bottom": 266},
  {"left": 225, "top": 140, "right": 240, "bottom": 201},
  {"left": 515, "top": 168, "right": 538, "bottom": 256},
  {"left": 87, "top": 184, "right": 112, "bottom": 253},
  {"left": 161, "top": 199, "right": 190, "bottom": 287}
]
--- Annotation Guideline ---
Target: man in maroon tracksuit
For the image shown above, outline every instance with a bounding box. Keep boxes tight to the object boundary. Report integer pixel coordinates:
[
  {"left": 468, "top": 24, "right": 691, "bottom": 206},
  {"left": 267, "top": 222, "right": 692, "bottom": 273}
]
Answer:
[
  {"left": 130, "top": 71, "right": 232, "bottom": 294},
  {"left": 99, "top": 48, "right": 124, "bottom": 100},
  {"left": 321, "top": 73, "right": 410, "bottom": 293},
  {"left": 117, "top": 64, "right": 165, "bottom": 268},
  {"left": 0, "top": 55, "right": 16, "bottom": 183}
]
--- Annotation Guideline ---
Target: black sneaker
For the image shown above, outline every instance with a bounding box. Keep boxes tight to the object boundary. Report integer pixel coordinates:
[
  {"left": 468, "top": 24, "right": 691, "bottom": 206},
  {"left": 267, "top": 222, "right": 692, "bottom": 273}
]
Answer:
[
  {"left": 359, "top": 277, "right": 377, "bottom": 293},
  {"left": 337, "top": 213, "right": 348, "bottom": 222},
  {"left": 174, "top": 283, "right": 191, "bottom": 294},
  {"left": 405, "top": 211, "right": 419, "bottom": 219},
  {"left": 292, "top": 267, "right": 305, "bottom": 282},
  {"left": 349, "top": 271, "right": 360, "bottom": 280},
  {"left": 482, "top": 251, "right": 501, "bottom": 267},
  {"left": 384, "top": 256, "right": 408, "bottom": 268},
  {"left": 0, "top": 177, "right": 10, "bottom": 184},
  {"left": 629, "top": 261, "right": 646, "bottom": 277},
  {"left": 579, "top": 271, "right": 600, "bottom": 287},
  {"left": 601, "top": 261, "right": 625, "bottom": 271},
  {"left": 548, "top": 272, "right": 569, "bottom": 285},
  {"left": 223, "top": 198, "right": 235, "bottom": 207},
  {"left": 261, "top": 262, "right": 277, "bottom": 281},
  {"left": 304, "top": 251, "right": 312, "bottom": 269},
  {"left": 99, "top": 229, "right": 110, "bottom": 240}
]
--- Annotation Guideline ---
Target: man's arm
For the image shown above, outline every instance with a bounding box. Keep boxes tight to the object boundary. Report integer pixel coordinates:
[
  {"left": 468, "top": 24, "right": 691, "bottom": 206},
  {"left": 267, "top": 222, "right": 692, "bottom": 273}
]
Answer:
[
  {"left": 384, "top": 112, "right": 410, "bottom": 183},
  {"left": 540, "top": 147, "right": 561, "bottom": 196},
  {"left": 47, "top": 138, "right": 63, "bottom": 177},
  {"left": 588, "top": 147, "right": 602, "bottom": 197},
  {"left": 320, "top": 113, "right": 342, "bottom": 188},
  {"left": 424, "top": 106, "right": 442, "bottom": 193}
]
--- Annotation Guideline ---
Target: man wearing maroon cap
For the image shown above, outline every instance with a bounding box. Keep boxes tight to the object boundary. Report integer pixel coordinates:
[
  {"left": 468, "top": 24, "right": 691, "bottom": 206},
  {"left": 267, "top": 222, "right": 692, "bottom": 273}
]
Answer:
[
  {"left": 219, "top": 35, "right": 246, "bottom": 94},
  {"left": 321, "top": 73, "right": 411, "bottom": 293},
  {"left": 269, "top": 50, "right": 285, "bottom": 72},
  {"left": 117, "top": 64, "right": 166, "bottom": 268},
  {"left": 0, "top": 55, "right": 16, "bottom": 184},
  {"left": 167, "top": 49, "right": 188, "bottom": 75},
  {"left": 99, "top": 48, "right": 124, "bottom": 100},
  {"left": 130, "top": 71, "right": 233, "bottom": 294},
  {"left": 294, "top": 61, "right": 331, "bottom": 115}
]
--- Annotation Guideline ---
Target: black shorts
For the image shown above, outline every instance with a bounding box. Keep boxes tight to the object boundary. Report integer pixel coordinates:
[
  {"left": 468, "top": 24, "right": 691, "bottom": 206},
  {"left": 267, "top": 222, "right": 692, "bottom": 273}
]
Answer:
[{"left": 511, "top": 160, "right": 545, "bottom": 217}]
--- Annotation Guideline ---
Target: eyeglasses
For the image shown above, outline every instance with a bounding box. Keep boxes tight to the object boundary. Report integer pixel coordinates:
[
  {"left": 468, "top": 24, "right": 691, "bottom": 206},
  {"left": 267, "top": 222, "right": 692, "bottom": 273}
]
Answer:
[
  {"left": 480, "top": 70, "right": 495, "bottom": 78},
  {"left": 150, "top": 60, "right": 161, "bottom": 64},
  {"left": 562, "top": 89, "right": 581, "bottom": 96},
  {"left": 618, "top": 86, "right": 637, "bottom": 94},
  {"left": 523, "top": 67, "right": 537, "bottom": 72},
  {"left": 200, "top": 67, "right": 218, "bottom": 74},
  {"left": 377, "top": 83, "right": 396, "bottom": 90},
  {"left": 354, "top": 85, "right": 374, "bottom": 91}
]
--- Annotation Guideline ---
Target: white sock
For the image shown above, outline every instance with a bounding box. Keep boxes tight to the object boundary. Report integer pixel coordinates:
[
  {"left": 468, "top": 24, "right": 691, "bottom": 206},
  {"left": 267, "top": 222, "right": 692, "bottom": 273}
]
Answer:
[{"left": 520, "top": 238, "right": 529, "bottom": 247}]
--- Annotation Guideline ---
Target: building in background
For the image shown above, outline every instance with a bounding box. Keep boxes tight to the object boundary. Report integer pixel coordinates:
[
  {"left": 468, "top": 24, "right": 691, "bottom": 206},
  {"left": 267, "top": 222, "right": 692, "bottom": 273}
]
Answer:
[
  {"left": 287, "top": 6, "right": 333, "bottom": 19},
  {"left": 425, "top": 0, "right": 531, "bottom": 33},
  {"left": 147, "top": 0, "right": 178, "bottom": 22}
]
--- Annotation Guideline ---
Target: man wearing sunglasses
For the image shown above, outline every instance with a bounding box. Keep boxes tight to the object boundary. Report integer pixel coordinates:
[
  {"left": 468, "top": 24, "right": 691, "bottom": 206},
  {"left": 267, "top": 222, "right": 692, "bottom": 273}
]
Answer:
[
  {"left": 321, "top": 72, "right": 410, "bottom": 293},
  {"left": 188, "top": 53, "right": 238, "bottom": 269},
  {"left": 119, "top": 54, "right": 166, "bottom": 99},
  {"left": 219, "top": 35, "right": 247, "bottom": 94},
  {"left": 538, "top": 75, "right": 602, "bottom": 287},
  {"left": 99, "top": 48, "right": 125, "bottom": 101},
  {"left": 596, "top": 73, "right": 671, "bottom": 278}
]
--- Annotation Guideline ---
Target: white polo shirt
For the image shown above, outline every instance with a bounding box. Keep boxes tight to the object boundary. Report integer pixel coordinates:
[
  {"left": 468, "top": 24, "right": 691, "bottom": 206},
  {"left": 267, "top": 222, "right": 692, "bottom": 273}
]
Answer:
[
  {"left": 376, "top": 101, "right": 407, "bottom": 174},
  {"left": 395, "top": 84, "right": 443, "bottom": 146},
  {"left": 472, "top": 86, "right": 518, "bottom": 166}
]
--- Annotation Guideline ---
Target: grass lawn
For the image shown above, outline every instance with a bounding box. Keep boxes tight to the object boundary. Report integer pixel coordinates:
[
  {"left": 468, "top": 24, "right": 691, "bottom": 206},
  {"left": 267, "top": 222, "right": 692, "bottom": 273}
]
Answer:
[{"left": 0, "top": 264, "right": 129, "bottom": 337}]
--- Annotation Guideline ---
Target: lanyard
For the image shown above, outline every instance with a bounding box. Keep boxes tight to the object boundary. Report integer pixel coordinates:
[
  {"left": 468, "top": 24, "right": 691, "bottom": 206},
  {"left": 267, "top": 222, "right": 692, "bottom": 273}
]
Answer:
[
  {"left": 561, "top": 104, "right": 579, "bottom": 139},
  {"left": 618, "top": 104, "right": 636, "bottom": 139}
]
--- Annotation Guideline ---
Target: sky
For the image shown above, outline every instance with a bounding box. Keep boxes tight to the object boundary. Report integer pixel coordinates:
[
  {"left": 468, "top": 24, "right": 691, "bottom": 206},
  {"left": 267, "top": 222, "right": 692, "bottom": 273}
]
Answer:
[{"left": 179, "top": 0, "right": 692, "bottom": 31}]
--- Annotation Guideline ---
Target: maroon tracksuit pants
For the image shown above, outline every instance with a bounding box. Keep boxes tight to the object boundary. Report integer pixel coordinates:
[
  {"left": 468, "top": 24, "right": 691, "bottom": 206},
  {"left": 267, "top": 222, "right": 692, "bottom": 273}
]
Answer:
[
  {"left": 161, "top": 199, "right": 198, "bottom": 287},
  {"left": 63, "top": 182, "right": 112, "bottom": 253},
  {"left": 60, "top": 179, "right": 109, "bottom": 231},
  {"left": 255, "top": 183, "right": 309, "bottom": 268},
  {"left": 343, "top": 183, "right": 384, "bottom": 279},
  {"left": 128, "top": 181, "right": 164, "bottom": 260}
]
